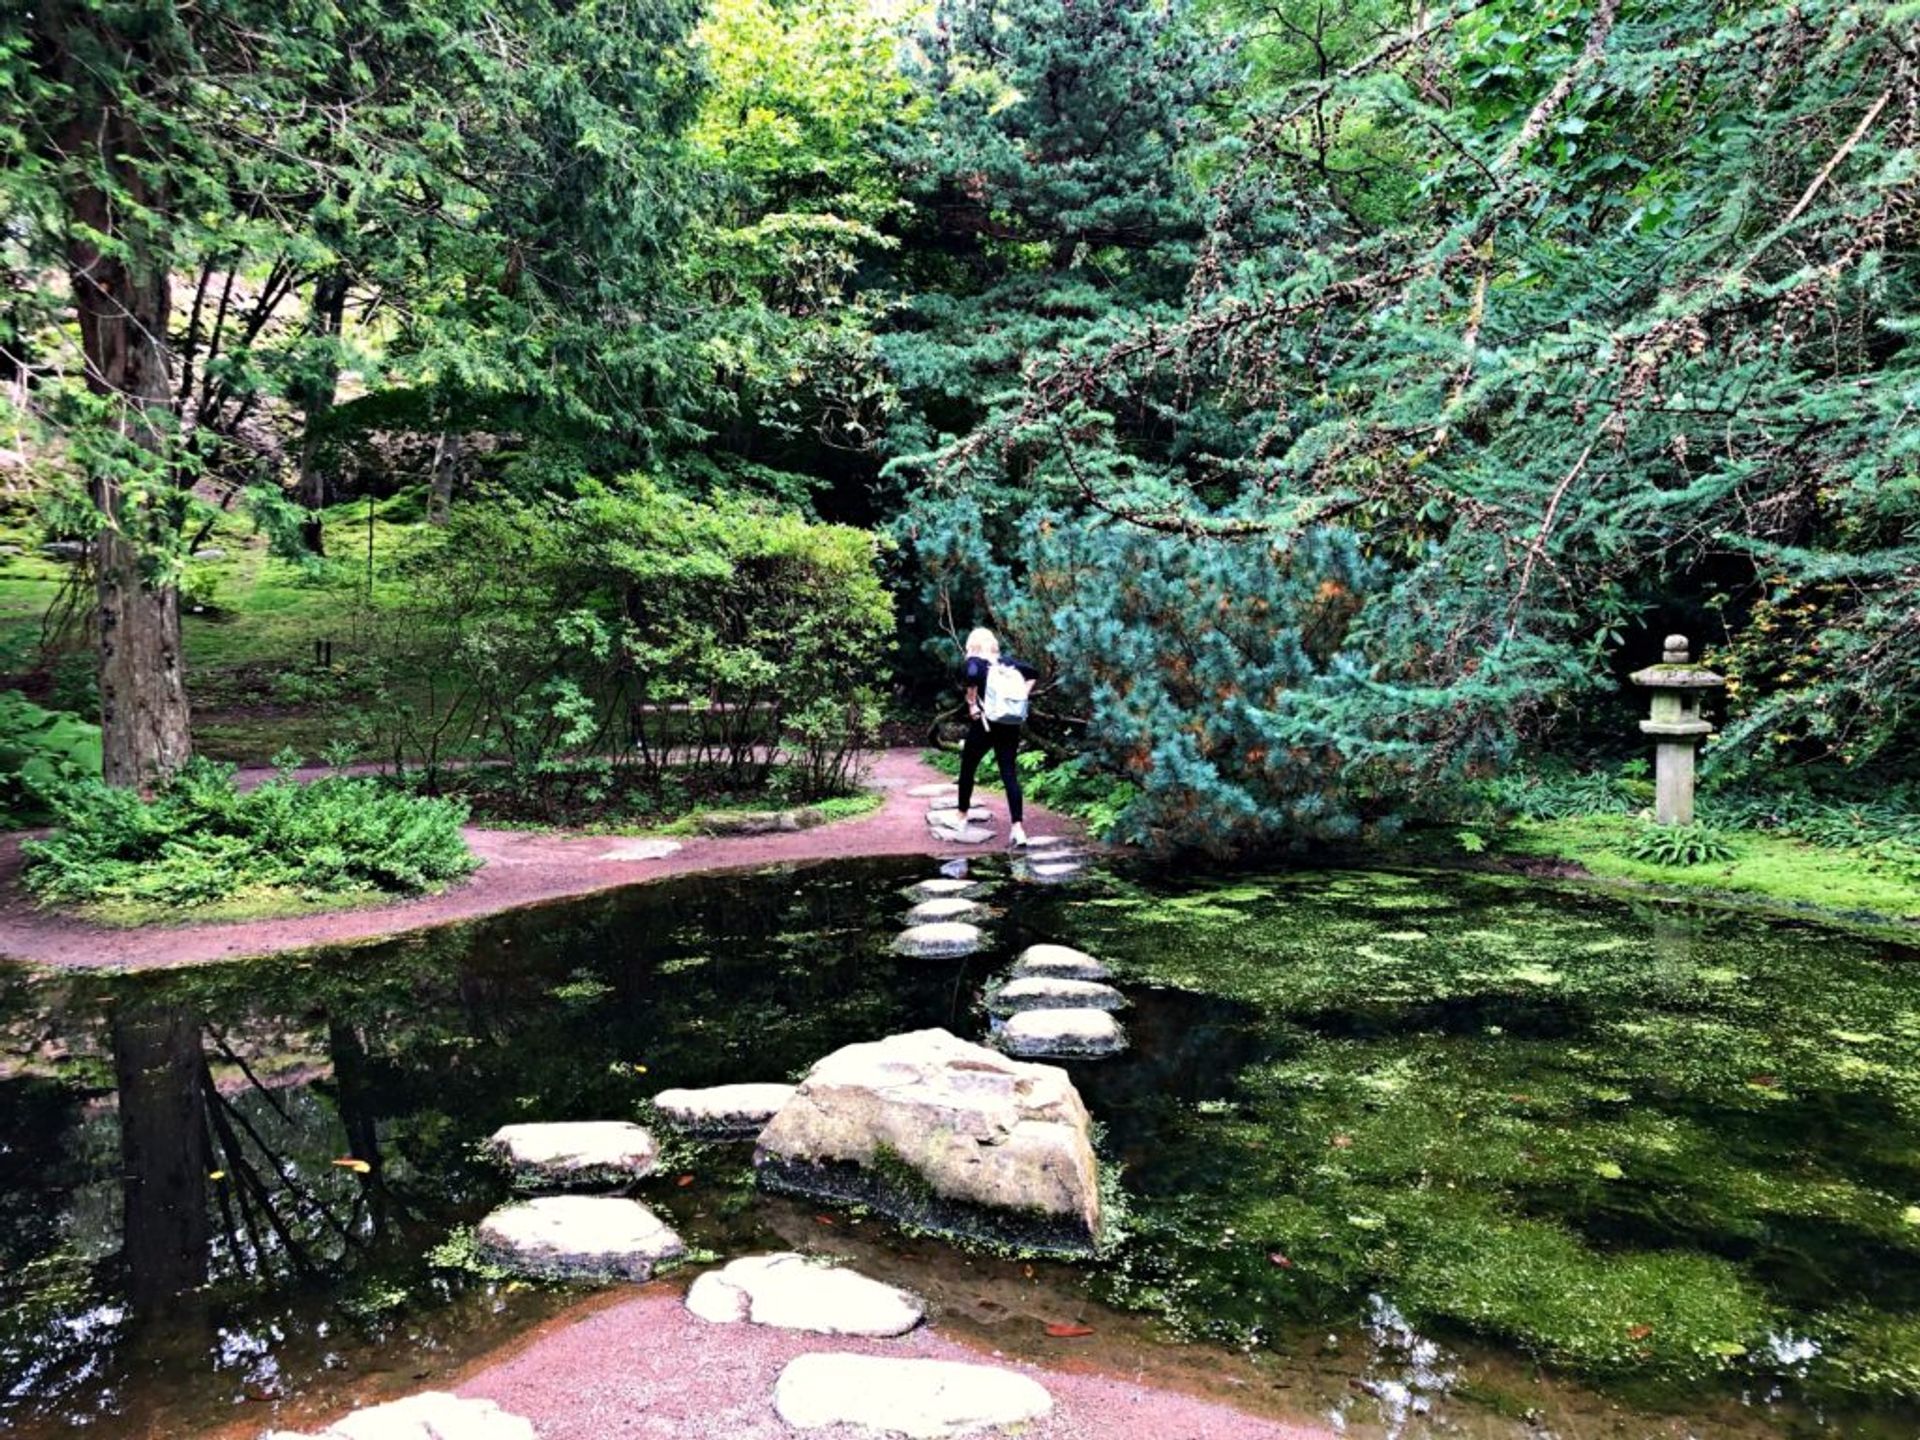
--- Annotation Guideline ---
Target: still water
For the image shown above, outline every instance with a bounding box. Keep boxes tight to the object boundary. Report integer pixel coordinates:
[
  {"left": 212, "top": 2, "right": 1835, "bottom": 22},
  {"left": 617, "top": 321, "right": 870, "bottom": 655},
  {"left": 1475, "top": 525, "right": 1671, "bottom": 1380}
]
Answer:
[{"left": 1, "top": 857, "right": 1917, "bottom": 1438}]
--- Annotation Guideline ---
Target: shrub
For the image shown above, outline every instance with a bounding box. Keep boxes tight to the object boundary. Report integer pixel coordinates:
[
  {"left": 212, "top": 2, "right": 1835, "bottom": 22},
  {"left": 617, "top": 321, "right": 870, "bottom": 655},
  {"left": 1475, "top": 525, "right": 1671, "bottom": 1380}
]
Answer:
[
  {"left": 0, "top": 691, "right": 101, "bottom": 826},
  {"left": 22, "top": 758, "right": 475, "bottom": 910},
  {"left": 1619, "top": 823, "right": 1741, "bottom": 868}
]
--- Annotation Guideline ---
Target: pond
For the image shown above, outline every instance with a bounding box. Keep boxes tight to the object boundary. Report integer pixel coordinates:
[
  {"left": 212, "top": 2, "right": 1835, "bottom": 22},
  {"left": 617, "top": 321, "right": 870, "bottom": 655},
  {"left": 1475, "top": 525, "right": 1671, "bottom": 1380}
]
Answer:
[{"left": 1, "top": 857, "right": 1917, "bottom": 1438}]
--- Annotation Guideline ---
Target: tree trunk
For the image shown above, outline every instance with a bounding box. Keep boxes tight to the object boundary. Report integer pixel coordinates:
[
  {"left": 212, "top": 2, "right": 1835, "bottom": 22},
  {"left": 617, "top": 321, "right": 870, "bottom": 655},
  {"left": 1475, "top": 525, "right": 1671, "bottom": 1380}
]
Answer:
[
  {"left": 295, "top": 269, "right": 351, "bottom": 555},
  {"left": 427, "top": 429, "right": 462, "bottom": 525},
  {"left": 41, "top": 0, "right": 194, "bottom": 789}
]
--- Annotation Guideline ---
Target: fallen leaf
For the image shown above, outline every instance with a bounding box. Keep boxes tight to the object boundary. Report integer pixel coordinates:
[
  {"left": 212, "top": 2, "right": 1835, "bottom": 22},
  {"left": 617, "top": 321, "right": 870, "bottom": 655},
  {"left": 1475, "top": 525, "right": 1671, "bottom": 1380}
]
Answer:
[
  {"left": 208, "top": 1170, "right": 226, "bottom": 1182},
  {"left": 1627, "top": 1324, "right": 1653, "bottom": 1341},
  {"left": 332, "top": 1157, "right": 371, "bottom": 1174},
  {"left": 1330, "top": 1134, "right": 1353, "bottom": 1149},
  {"left": 814, "top": 1214, "right": 837, "bottom": 1226},
  {"left": 633, "top": 1064, "right": 648, "bottom": 1074},
  {"left": 1045, "top": 1322, "right": 1095, "bottom": 1338},
  {"left": 1268, "top": 1253, "right": 1294, "bottom": 1268},
  {"left": 676, "top": 1174, "right": 695, "bottom": 1188}
]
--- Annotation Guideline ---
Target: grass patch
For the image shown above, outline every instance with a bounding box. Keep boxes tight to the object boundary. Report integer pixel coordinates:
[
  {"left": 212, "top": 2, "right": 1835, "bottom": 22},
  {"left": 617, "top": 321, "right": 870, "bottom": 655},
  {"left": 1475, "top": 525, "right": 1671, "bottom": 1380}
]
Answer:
[{"left": 1502, "top": 815, "right": 1920, "bottom": 922}]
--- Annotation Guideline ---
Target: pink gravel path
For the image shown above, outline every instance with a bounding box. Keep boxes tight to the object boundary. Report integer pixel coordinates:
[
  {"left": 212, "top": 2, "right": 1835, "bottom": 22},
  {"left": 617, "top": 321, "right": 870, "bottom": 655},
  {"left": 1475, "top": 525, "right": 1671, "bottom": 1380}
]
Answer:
[
  {"left": 454, "top": 1288, "right": 1331, "bottom": 1440},
  {"left": 0, "top": 749, "right": 1070, "bottom": 971}
]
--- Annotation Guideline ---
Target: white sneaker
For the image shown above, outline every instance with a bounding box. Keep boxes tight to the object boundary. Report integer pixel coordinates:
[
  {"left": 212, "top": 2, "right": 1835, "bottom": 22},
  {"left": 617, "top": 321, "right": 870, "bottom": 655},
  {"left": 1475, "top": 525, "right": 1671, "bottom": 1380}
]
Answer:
[{"left": 1009, "top": 823, "right": 1028, "bottom": 847}]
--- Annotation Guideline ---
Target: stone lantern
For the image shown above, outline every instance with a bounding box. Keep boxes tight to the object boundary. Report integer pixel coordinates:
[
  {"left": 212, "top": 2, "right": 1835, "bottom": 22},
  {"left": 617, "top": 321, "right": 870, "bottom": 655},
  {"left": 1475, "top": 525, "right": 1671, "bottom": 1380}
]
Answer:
[{"left": 1630, "top": 634, "right": 1725, "bottom": 826}]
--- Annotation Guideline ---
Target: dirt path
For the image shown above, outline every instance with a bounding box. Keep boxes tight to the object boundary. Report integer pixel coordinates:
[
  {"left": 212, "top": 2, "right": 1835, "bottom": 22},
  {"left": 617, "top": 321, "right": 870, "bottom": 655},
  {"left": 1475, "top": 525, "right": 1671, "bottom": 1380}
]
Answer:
[{"left": 0, "top": 749, "right": 1075, "bottom": 971}]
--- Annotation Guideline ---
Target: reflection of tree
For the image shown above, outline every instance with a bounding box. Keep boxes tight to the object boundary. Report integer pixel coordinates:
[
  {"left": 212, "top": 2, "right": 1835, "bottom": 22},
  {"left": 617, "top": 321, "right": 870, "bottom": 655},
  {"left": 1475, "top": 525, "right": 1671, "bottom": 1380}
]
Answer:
[{"left": 110, "top": 997, "right": 211, "bottom": 1307}]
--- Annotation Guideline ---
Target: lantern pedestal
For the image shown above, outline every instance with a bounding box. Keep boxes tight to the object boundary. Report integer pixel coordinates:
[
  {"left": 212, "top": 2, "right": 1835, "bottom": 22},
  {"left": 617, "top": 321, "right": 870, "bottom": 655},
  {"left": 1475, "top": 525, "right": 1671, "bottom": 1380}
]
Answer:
[{"left": 1629, "top": 636, "right": 1725, "bottom": 827}]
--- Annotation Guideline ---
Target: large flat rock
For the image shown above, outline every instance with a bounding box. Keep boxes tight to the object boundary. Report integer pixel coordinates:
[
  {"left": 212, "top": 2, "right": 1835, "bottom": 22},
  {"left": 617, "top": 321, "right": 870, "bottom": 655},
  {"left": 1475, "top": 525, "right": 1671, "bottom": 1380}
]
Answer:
[
  {"left": 755, "top": 1028, "right": 1102, "bottom": 1254},
  {"left": 905, "top": 877, "right": 985, "bottom": 901},
  {"left": 987, "top": 976, "right": 1126, "bottom": 1014},
  {"left": 996, "top": 1009, "right": 1127, "bottom": 1060},
  {"left": 893, "top": 922, "right": 983, "bottom": 958},
  {"left": 928, "top": 817, "right": 995, "bottom": 844},
  {"left": 907, "top": 782, "right": 960, "bottom": 799},
  {"left": 1012, "top": 944, "right": 1112, "bottom": 981},
  {"left": 774, "top": 1354, "right": 1053, "bottom": 1438},
  {"left": 475, "top": 1195, "right": 685, "bottom": 1281},
  {"left": 653, "top": 1083, "right": 796, "bottom": 1139},
  {"left": 685, "top": 1252, "right": 924, "bottom": 1336},
  {"left": 265, "top": 1392, "right": 534, "bottom": 1440},
  {"left": 485, "top": 1121, "right": 659, "bottom": 1187}
]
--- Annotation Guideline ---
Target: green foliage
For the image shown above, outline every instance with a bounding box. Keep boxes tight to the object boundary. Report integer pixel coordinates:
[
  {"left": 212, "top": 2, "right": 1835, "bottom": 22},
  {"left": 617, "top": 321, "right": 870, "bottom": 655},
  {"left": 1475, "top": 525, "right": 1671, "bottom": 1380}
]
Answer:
[
  {"left": 0, "top": 691, "right": 101, "bottom": 827},
  {"left": 365, "top": 475, "right": 892, "bottom": 808},
  {"left": 1016, "top": 753, "right": 1138, "bottom": 841},
  {"left": 21, "top": 759, "right": 474, "bottom": 911},
  {"left": 1619, "top": 823, "right": 1742, "bottom": 868}
]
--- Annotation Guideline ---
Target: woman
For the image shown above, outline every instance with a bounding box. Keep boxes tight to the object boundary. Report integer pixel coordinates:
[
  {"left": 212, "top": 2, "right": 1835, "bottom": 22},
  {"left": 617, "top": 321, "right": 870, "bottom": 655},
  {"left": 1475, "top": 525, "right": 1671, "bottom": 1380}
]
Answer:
[{"left": 955, "top": 627, "right": 1037, "bottom": 846}]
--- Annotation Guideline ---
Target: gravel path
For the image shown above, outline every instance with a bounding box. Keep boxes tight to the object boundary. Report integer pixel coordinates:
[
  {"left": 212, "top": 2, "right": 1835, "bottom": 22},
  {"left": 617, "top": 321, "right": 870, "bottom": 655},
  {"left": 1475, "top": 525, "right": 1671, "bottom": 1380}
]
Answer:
[
  {"left": 0, "top": 749, "right": 1066, "bottom": 971},
  {"left": 453, "top": 1288, "right": 1330, "bottom": 1440}
]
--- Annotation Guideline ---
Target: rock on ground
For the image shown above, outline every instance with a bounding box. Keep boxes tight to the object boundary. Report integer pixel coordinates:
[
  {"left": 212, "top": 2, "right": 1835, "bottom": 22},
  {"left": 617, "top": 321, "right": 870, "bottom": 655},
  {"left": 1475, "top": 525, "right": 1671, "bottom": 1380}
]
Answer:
[
  {"left": 596, "top": 838, "right": 683, "bottom": 861},
  {"left": 905, "top": 896, "right": 985, "bottom": 924},
  {"left": 907, "top": 782, "right": 960, "bottom": 799},
  {"left": 653, "top": 1083, "right": 797, "bottom": 1139},
  {"left": 987, "top": 976, "right": 1126, "bottom": 1015},
  {"left": 1012, "top": 944, "right": 1112, "bottom": 981},
  {"left": 685, "top": 1253, "right": 924, "bottom": 1337},
  {"left": 475, "top": 1195, "right": 685, "bottom": 1281},
  {"left": 773, "top": 1353, "right": 1053, "bottom": 1439},
  {"left": 928, "top": 818, "right": 995, "bottom": 844},
  {"left": 265, "top": 1392, "right": 534, "bottom": 1440},
  {"left": 996, "top": 1009, "right": 1127, "bottom": 1060},
  {"left": 893, "top": 922, "right": 984, "bottom": 958},
  {"left": 485, "top": 1121, "right": 659, "bottom": 1187},
  {"left": 929, "top": 804, "right": 993, "bottom": 824},
  {"left": 755, "top": 1028, "right": 1102, "bottom": 1254}
]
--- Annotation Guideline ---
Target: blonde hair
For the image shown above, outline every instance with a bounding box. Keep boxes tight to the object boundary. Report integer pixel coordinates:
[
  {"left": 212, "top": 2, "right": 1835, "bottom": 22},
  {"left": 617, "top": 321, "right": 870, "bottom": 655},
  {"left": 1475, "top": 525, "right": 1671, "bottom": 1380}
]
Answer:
[{"left": 964, "top": 627, "right": 1000, "bottom": 660}]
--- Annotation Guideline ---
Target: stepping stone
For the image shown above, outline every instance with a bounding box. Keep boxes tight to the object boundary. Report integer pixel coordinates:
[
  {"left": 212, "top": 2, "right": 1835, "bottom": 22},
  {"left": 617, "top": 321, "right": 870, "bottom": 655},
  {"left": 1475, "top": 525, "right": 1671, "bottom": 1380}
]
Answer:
[
  {"left": 929, "top": 818, "right": 995, "bottom": 844},
  {"left": 264, "top": 1392, "right": 534, "bottom": 1440},
  {"left": 1012, "top": 944, "right": 1112, "bottom": 981},
  {"left": 905, "top": 896, "right": 984, "bottom": 924},
  {"left": 987, "top": 976, "right": 1126, "bottom": 1015},
  {"left": 905, "top": 877, "right": 983, "bottom": 901},
  {"left": 1025, "top": 858, "right": 1084, "bottom": 882},
  {"left": 908, "top": 782, "right": 960, "bottom": 799},
  {"left": 1018, "top": 834, "right": 1073, "bottom": 851},
  {"left": 485, "top": 1121, "right": 659, "bottom": 1187},
  {"left": 996, "top": 1008, "right": 1126, "bottom": 1059},
  {"left": 653, "top": 1083, "right": 796, "bottom": 1139},
  {"left": 929, "top": 804, "right": 992, "bottom": 824},
  {"left": 938, "top": 857, "right": 971, "bottom": 878},
  {"left": 774, "top": 1354, "right": 1052, "bottom": 1439},
  {"left": 474, "top": 1195, "right": 684, "bottom": 1281},
  {"left": 893, "top": 922, "right": 983, "bottom": 958},
  {"left": 596, "top": 838, "right": 682, "bottom": 861},
  {"left": 685, "top": 1252, "right": 924, "bottom": 1336}
]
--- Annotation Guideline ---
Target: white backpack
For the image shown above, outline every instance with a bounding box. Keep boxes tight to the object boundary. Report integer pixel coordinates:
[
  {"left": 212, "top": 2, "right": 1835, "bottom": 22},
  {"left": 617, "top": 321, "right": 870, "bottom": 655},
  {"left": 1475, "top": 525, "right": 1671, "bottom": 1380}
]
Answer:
[{"left": 981, "top": 660, "right": 1033, "bottom": 725}]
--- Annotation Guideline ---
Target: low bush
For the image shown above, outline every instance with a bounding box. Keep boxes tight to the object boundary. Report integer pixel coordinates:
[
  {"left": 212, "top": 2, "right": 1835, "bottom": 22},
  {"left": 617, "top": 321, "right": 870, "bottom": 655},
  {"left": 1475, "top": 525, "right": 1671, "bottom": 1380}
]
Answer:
[
  {"left": 1618, "top": 822, "right": 1742, "bottom": 868},
  {"left": 23, "top": 758, "right": 475, "bottom": 910}
]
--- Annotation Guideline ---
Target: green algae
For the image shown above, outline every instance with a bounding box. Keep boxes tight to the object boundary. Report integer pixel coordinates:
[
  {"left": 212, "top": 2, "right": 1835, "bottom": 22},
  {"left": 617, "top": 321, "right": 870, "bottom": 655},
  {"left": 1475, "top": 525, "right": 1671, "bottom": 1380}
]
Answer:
[{"left": 1063, "top": 867, "right": 1920, "bottom": 1411}]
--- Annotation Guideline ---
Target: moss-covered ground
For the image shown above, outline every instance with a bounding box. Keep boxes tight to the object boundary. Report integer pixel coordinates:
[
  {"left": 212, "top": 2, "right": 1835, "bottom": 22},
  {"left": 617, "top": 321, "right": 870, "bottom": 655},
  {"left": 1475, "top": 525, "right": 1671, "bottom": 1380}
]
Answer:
[{"left": 1489, "top": 815, "right": 1920, "bottom": 926}]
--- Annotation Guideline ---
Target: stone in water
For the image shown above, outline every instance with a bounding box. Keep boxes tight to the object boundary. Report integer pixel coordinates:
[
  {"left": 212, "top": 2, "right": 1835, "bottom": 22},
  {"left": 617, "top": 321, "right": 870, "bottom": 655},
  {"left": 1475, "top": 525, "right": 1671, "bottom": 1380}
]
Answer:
[
  {"left": 1012, "top": 944, "right": 1111, "bottom": 981},
  {"left": 938, "top": 857, "right": 970, "bottom": 878},
  {"left": 905, "top": 877, "right": 982, "bottom": 901},
  {"left": 652, "top": 1083, "right": 796, "bottom": 1139},
  {"left": 264, "top": 1392, "right": 534, "bottom": 1440},
  {"left": 485, "top": 1120, "right": 658, "bottom": 1187},
  {"left": 756, "top": 1028, "right": 1103, "bottom": 1253},
  {"left": 685, "top": 1252, "right": 924, "bottom": 1336},
  {"left": 905, "top": 896, "right": 984, "bottom": 924},
  {"left": 774, "top": 1354, "right": 1052, "bottom": 1439},
  {"left": 474, "top": 1195, "right": 684, "bottom": 1281},
  {"left": 988, "top": 976, "right": 1126, "bottom": 1014},
  {"left": 893, "top": 921, "right": 983, "bottom": 958},
  {"left": 997, "top": 1008, "right": 1126, "bottom": 1060}
]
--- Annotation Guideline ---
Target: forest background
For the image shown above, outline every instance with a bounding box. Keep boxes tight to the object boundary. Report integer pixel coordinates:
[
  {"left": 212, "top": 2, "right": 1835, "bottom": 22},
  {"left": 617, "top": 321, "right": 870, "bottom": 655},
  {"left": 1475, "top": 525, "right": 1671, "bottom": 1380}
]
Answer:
[{"left": 2, "top": 0, "right": 1917, "bottom": 909}]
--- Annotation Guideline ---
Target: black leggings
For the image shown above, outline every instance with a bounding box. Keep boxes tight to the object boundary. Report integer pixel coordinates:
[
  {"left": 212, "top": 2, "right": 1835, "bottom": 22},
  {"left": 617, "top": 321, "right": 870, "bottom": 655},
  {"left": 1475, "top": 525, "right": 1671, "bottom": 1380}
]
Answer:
[{"left": 957, "top": 720, "right": 1023, "bottom": 823}]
